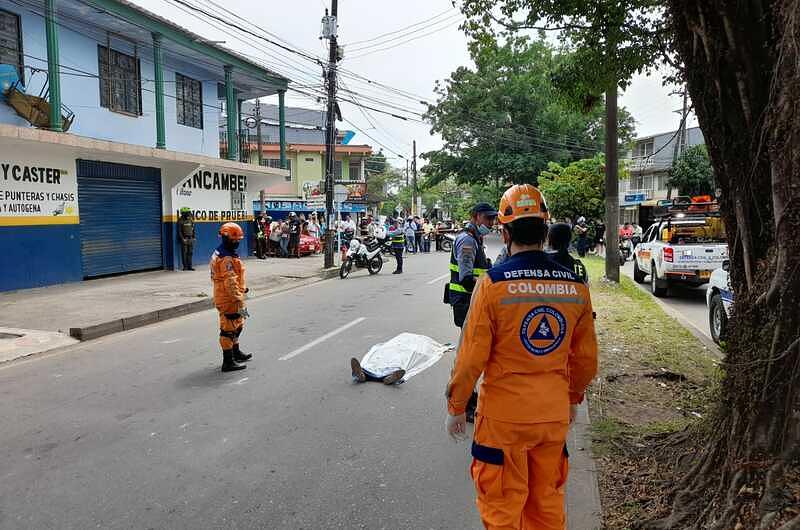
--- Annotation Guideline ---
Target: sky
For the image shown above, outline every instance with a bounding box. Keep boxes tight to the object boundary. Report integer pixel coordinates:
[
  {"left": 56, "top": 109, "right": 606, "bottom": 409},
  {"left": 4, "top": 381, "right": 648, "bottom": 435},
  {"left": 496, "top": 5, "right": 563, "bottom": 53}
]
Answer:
[{"left": 136, "top": 0, "right": 698, "bottom": 169}]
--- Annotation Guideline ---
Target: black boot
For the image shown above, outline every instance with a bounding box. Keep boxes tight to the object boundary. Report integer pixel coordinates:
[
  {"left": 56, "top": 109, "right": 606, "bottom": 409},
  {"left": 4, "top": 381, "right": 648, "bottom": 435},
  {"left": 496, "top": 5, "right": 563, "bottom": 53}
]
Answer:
[
  {"left": 221, "top": 349, "right": 246, "bottom": 372},
  {"left": 232, "top": 344, "right": 252, "bottom": 362}
]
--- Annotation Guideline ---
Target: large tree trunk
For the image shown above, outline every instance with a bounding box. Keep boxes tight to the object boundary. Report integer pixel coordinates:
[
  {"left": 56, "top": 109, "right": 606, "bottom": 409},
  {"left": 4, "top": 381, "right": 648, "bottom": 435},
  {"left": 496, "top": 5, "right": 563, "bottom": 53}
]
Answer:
[{"left": 646, "top": 1, "right": 800, "bottom": 528}]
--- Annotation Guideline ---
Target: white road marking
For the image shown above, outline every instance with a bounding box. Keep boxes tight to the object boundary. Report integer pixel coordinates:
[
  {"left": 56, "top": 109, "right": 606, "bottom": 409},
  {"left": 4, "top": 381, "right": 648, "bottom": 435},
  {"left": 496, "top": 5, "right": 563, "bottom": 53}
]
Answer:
[
  {"left": 233, "top": 377, "right": 249, "bottom": 385},
  {"left": 426, "top": 273, "right": 450, "bottom": 285},
  {"left": 279, "top": 317, "right": 367, "bottom": 361},
  {"left": 161, "top": 339, "right": 182, "bottom": 344}
]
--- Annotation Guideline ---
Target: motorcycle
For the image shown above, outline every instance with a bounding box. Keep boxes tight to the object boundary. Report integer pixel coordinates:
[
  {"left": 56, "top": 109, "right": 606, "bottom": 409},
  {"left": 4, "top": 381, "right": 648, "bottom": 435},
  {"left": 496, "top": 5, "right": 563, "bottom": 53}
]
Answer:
[
  {"left": 439, "top": 233, "right": 455, "bottom": 253},
  {"left": 339, "top": 238, "right": 384, "bottom": 279},
  {"left": 619, "top": 237, "right": 633, "bottom": 264}
]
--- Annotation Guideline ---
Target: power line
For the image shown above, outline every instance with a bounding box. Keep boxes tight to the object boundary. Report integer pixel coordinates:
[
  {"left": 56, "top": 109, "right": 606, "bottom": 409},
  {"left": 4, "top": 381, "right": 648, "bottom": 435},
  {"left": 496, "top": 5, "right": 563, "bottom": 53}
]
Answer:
[
  {"left": 345, "top": 13, "right": 463, "bottom": 53},
  {"left": 342, "top": 7, "right": 455, "bottom": 46}
]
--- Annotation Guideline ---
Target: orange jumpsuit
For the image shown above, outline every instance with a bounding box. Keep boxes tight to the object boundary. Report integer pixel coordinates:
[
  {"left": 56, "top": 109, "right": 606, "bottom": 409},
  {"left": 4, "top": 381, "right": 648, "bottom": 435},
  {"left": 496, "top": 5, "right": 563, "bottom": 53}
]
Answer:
[
  {"left": 209, "top": 245, "right": 247, "bottom": 351},
  {"left": 447, "top": 250, "right": 598, "bottom": 530}
]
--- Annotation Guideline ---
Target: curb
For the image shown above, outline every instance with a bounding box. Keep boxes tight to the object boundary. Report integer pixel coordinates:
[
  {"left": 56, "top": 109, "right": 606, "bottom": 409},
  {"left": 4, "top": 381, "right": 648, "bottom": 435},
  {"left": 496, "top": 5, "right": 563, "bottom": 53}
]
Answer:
[
  {"left": 69, "top": 269, "right": 339, "bottom": 342},
  {"left": 567, "top": 401, "right": 603, "bottom": 530},
  {"left": 647, "top": 295, "right": 722, "bottom": 357}
]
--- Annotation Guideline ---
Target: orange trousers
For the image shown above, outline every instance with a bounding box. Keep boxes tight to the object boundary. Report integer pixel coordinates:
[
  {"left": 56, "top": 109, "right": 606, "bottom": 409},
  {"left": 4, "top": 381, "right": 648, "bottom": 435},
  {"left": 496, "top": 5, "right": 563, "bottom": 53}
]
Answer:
[
  {"left": 470, "top": 415, "right": 569, "bottom": 530},
  {"left": 217, "top": 306, "right": 244, "bottom": 350}
]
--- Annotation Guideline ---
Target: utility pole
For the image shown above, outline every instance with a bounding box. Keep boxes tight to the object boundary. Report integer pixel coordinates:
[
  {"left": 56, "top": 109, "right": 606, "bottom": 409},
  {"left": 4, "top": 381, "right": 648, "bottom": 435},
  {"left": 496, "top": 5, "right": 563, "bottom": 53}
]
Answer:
[
  {"left": 668, "top": 86, "right": 689, "bottom": 199},
  {"left": 605, "top": 82, "right": 620, "bottom": 283},
  {"left": 255, "top": 99, "right": 263, "bottom": 167},
  {"left": 405, "top": 160, "right": 409, "bottom": 187},
  {"left": 322, "top": 1, "right": 339, "bottom": 269},
  {"left": 412, "top": 140, "right": 419, "bottom": 216}
]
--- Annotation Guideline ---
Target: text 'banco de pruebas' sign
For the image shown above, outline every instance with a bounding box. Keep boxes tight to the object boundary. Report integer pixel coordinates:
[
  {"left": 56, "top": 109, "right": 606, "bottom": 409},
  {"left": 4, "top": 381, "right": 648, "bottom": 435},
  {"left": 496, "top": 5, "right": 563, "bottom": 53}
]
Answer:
[{"left": 174, "top": 169, "right": 250, "bottom": 222}]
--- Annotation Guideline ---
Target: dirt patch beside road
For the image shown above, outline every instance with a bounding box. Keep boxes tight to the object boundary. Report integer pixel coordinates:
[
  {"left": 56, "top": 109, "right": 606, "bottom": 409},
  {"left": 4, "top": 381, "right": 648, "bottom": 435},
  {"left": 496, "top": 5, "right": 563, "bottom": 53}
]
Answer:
[{"left": 584, "top": 257, "right": 719, "bottom": 528}]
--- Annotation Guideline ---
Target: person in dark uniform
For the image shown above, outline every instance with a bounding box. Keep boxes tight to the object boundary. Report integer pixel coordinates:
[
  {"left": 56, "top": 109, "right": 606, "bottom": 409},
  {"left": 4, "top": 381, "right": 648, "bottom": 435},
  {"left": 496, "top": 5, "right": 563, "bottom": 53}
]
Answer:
[
  {"left": 177, "top": 207, "right": 196, "bottom": 271},
  {"left": 548, "top": 222, "right": 589, "bottom": 283},
  {"left": 254, "top": 212, "right": 270, "bottom": 259},
  {"left": 287, "top": 212, "right": 302, "bottom": 258}
]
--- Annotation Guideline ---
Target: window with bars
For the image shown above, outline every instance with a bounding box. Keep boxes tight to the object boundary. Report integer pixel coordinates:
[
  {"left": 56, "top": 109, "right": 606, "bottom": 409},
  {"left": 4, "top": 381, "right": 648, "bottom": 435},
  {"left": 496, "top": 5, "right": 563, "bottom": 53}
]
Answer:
[
  {"left": 176, "top": 73, "right": 203, "bottom": 129},
  {"left": 0, "top": 9, "right": 23, "bottom": 82},
  {"left": 98, "top": 45, "right": 142, "bottom": 116},
  {"left": 348, "top": 160, "right": 362, "bottom": 181},
  {"left": 260, "top": 159, "right": 293, "bottom": 181}
]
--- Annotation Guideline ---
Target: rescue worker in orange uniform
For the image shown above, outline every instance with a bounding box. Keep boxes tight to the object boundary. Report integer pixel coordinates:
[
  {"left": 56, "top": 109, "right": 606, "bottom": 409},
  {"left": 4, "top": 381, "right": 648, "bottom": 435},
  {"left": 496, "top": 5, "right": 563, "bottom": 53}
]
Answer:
[
  {"left": 210, "top": 222, "right": 252, "bottom": 372},
  {"left": 445, "top": 184, "right": 598, "bottom": 530}
]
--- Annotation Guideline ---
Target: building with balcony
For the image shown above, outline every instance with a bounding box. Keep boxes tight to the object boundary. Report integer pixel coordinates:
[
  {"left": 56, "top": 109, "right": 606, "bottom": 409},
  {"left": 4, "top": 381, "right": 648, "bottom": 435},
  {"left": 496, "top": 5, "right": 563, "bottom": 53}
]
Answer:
[
  {"left": 620, "top": 126, "right": 705, "bottom": 225},
  {"left": 0, "top": 0, "right": 292, "bottom": 291}
]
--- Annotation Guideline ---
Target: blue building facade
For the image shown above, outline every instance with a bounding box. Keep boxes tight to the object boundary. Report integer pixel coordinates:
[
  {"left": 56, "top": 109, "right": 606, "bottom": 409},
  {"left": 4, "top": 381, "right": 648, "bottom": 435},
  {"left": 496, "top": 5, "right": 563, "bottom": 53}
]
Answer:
[{"left": 0, "top": 0, "right": 291, "bottom": 292}]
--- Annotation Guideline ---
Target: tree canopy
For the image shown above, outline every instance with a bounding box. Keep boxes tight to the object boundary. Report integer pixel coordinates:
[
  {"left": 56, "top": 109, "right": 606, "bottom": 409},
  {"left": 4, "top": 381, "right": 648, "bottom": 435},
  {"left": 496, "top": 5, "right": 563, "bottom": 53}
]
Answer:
[
  {"left": 421, "top": 36, "right": 635, "bottom": 188},
  {"left": 537, "top": 155, "right": 625, "bottom": 223},
  {"left": 667, "top": 144, "right": 714, "bottom": 196}
]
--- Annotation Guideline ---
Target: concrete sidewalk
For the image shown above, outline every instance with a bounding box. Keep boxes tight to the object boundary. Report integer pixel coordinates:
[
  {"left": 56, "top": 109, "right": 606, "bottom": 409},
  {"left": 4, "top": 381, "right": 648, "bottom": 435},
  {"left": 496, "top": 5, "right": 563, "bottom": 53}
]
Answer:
[{"left": 0, "top": 255, "right": 334, "bottom": 362}]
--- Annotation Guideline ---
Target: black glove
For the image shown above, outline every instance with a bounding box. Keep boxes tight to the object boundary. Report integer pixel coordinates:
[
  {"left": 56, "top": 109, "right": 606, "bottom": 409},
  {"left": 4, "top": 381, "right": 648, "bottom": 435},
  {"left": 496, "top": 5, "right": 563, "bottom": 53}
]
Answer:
[
  {"left": 462, "top": 274, "right": 476, "bottom": 292},
  {"left": 244, "top": 288, "right": 250, "bottom": 294}
]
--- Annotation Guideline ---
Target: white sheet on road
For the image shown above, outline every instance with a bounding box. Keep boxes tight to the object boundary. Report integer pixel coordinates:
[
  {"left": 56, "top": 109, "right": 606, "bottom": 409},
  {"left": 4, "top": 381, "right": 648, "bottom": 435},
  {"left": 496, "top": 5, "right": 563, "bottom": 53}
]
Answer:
[{"left": 360, "top": 332, "right": 453, "bottom": 382}]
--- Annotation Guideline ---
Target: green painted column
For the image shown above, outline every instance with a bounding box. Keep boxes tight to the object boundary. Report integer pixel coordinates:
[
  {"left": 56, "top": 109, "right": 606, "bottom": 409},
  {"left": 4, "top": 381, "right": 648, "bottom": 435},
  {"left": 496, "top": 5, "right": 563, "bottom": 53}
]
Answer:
[
  {"left": 44, "top": 0, "right": 63, "bottom": 132},
  {"left": 278, "top": 89, "right": 287, "bottom": 169},
  {"left": 224, "top": 66, "right": 238, "bottom": 161},
  {"left": 152, "top": 32, "right": 166, "bottom": 149}
]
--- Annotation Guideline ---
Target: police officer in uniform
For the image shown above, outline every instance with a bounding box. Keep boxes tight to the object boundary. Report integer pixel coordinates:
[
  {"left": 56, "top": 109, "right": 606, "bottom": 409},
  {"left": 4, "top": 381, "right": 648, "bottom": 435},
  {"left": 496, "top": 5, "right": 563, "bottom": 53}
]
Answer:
[
  {"left": 446, "top": 185, "right": 598, "bottom": 529},
  {"left": 387, "top": 217, "right": 405, "bottom": 274},
  {"left": 547, "top": 222, "right": 589, "bottom": 283},
  {"left": 177, "top": 207, "right": 196, "bottom": 271},
  {"left": 447, "top": 203, "right": 497, "bottom": 328}
]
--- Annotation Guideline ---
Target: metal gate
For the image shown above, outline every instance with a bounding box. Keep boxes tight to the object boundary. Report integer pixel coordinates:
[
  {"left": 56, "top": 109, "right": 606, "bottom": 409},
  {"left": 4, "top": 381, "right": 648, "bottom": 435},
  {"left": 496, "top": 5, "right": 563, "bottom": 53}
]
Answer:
[{"left": 77, "top": 160, "right": 162, "bottom": 278}]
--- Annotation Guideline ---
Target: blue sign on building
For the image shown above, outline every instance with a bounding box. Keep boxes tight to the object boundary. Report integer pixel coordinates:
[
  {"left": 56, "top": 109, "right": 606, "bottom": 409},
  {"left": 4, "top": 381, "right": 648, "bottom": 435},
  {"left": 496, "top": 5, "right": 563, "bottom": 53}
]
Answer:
[
  {"left": 624, "top": 193, "right": 647, "bottom": 205},
  {"left": 253, "top": 200, "right": 366, "bottom": 214}
]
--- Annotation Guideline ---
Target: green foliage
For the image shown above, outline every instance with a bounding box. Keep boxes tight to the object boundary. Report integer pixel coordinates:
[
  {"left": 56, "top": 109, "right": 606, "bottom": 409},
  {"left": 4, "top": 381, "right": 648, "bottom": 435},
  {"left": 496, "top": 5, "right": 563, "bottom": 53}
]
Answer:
[
  {"left": 667, "top": 145, "right": 714, "bottom": 196},
  {"left": 537, "top": 155, "right": 616, "bottom": 222},
  {"left": 366, "top": 165, "right": 403, "bottom": 207},
  {"left": 422, "top": 35, "right": 636, "bottom": 188},
  {"left": 458, "top": 0, "right": 671, "bottom": 105}
]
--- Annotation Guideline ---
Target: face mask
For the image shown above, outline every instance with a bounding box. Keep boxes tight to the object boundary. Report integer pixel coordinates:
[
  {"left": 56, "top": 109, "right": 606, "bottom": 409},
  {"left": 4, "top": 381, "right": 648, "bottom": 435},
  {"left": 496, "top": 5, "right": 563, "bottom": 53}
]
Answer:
[
  {"left": 223, "top": 239, "right": 240, "bottom": 251},
  {"left": 477, "top": 224, "right": 492, "bottom": 236}
]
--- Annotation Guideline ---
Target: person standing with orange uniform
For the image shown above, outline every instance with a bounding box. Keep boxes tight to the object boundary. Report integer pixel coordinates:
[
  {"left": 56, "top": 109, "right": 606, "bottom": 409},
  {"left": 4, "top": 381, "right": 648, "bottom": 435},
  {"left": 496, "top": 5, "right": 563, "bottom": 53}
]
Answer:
[
  {"left": 210, "top": 222, "right": 252, "bottom": 372},
  {"left": 446, "top": 184, "right": 598, "bottom": 530}
]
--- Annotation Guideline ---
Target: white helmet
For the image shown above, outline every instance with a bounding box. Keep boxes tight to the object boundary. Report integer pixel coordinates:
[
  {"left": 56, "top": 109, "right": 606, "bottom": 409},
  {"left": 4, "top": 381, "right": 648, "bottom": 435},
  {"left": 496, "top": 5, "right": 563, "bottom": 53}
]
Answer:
[{"left": 577, "top": 216, "right": 586, "bottom": 224}]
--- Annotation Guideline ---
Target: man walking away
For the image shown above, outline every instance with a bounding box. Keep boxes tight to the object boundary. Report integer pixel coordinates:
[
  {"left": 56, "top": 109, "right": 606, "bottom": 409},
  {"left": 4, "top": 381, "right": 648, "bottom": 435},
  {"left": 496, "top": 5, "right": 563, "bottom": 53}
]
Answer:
[
  {"left": 388, "top": 218, "right": 405, "bottom": 274},
  {"left": 446, "top": 184, "right": 598, "bottom": 530},
  {"left": 210, "top": 223, "right": 253, "bottom": 372},
  {"left": 254, "top": 212, "right": 269, "bottom": 259},
  {"left": 177, "top": 207, "right": 196, "bottom": 271}
]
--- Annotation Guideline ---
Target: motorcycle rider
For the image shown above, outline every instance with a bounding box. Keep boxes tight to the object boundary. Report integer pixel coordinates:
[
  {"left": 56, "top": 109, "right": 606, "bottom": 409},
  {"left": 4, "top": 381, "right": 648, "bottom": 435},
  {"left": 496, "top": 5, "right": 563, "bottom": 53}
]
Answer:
[
  {"left": 445, "top": 184, "right": 598, "bottom": 530},
  {"left": 210, "top": 223, "right": 253, "bottom": 372}
]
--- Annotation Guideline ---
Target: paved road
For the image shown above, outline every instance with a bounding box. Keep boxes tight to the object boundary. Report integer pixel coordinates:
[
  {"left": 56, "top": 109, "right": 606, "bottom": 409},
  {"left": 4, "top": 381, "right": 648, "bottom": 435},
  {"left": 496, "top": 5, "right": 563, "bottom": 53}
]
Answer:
[
  {"left": 0, "top": 249, "right": 482, "bottom": 530},
  {"left": 621, "top": 260, "right": 712, "bottom": 340}
]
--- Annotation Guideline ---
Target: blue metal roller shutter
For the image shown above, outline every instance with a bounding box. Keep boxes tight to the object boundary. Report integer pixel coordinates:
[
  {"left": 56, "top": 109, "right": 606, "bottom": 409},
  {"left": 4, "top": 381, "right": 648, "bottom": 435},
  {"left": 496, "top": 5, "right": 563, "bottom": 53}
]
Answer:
[{"left": 77, "top": 160, "right": 163, "bottom": 278}]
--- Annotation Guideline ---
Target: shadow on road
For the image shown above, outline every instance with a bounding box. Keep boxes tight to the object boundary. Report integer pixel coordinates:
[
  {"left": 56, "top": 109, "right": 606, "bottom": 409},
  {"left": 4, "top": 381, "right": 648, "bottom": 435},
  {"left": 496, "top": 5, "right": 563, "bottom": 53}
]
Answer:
[{"left": 174, "top": 366, "right": 240, "bottom": 389}]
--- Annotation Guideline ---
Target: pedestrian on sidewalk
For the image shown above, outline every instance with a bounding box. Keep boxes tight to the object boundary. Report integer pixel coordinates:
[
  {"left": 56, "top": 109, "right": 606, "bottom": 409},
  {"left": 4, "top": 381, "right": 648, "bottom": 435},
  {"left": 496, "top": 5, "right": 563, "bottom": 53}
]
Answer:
[
  {"left": 254, "top": 212, "right": 270, "bottom": 259},
  {"left": 177, "top": 207, "right": 196, "bottom": 271},
  {"left": 268, "top": 219, "right": 281, "bottom": 256},
  {"left": 404, "top": 218, "right": 416, "bottom": 253},
  {"left": 388, "top": 217, "right": 405, "bottom": 274},
  {"left": 445, "top": 184, "right": 598, "bottom": 530},
  {"left": 279, "top": 219, "right": 290, "bottom": 257},
  {"left": 210, "top": 223, "right": 253, "bottom": 372},
  {"left": 423, "top": 218, "right": 434, "bottom": 252},
  {"left": 288, "top": 212, "right": 302, "bottom": 258},
  {"left": 414, "top": 216, "right": 424, "bottom": 253}
]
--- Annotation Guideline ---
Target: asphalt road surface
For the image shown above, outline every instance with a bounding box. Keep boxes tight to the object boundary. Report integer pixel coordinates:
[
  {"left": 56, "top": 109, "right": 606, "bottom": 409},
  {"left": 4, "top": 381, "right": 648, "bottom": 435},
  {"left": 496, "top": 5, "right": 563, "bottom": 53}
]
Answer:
[
  {"left": 621, "top": 259, "right": 712, "bottom": 341},
  {"left": 0, "top": 249, "right": 483, "bottom": 530}
]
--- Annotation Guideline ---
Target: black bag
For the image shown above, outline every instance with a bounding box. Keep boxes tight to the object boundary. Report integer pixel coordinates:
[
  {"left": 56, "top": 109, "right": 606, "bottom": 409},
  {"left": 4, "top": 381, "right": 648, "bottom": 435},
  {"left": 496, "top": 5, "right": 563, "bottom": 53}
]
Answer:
[{"left": 443, "top": 282, "right": 450, "bottom": 304}]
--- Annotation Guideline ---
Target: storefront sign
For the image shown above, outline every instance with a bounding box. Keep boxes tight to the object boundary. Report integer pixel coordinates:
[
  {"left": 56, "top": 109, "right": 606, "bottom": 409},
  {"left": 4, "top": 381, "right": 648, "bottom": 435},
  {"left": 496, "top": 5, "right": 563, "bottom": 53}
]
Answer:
[
  {"left": 624, "top": 192, "right": 647, "bottom": 204},
  {"left": 173, "top": 169, "right": 250, "bottom": 222},
  {"left": 0, "top": 156, "right": 78, "bottom": 221}
]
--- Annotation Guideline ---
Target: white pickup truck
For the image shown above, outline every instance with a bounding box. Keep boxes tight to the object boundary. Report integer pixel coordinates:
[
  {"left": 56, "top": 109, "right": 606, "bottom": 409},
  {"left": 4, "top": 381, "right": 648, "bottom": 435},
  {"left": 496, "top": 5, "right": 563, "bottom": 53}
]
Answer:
[{"left": 632, "top": 215, "right": 728, "bottom": 297}]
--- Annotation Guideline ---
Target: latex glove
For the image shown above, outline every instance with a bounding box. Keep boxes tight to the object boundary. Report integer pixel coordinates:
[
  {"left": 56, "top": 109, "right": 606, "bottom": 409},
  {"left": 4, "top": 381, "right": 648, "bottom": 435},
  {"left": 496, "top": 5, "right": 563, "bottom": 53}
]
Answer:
[
  {"left": 569, "top": 404, "right": 578, "bottom": 425},
  {"left": 446, "top": 413, "right": 468, "bottom": 442}
]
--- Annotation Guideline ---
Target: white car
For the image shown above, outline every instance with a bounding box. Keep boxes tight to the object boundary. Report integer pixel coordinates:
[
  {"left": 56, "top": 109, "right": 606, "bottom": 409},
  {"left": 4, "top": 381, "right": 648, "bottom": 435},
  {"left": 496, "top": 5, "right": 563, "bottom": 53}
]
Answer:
[
  {"left": 632, "top": 217, "right": 728, "bottom": 297},
  {"left": 706, "top": 260, "right": 733, "bottom": 344}
]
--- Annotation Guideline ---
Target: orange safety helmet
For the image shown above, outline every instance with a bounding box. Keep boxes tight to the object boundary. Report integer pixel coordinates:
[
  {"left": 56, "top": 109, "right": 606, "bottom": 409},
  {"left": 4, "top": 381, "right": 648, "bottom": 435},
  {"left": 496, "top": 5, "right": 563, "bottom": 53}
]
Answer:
[
  {"left": 497, "top": 184, "right": 549, "bottom": 224},
  {"left": 219, "top": 222, "right": 245, "bottom": 241}
]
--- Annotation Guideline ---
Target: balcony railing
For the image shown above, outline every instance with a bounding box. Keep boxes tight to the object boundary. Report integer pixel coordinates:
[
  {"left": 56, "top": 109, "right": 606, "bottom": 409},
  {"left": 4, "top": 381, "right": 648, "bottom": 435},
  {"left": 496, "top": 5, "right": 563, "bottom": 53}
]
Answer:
[{"left": 219, "top": 129, "right": 252, "bottom": 164}]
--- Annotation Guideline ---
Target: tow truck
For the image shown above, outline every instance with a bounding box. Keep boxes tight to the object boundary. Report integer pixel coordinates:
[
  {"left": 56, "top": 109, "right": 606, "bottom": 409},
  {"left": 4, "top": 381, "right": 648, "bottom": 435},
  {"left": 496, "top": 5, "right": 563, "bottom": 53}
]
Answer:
[{"left": 632, "top": 196, "right": 728, "bottom": 297}]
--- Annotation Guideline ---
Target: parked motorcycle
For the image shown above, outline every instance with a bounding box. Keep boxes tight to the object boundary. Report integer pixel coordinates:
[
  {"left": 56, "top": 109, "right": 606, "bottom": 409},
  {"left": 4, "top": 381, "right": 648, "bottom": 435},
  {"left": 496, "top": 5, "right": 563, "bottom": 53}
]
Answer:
[
  {"left": 339, "top": 238, "right": 384, "bottom": 279},
  {"left": 619, "top": 237, "right": 633, "bottom": 264},
  {"left": 440, "top": 233, "right": 455, "bottom": 253}
]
